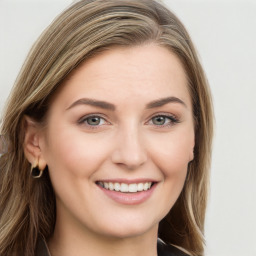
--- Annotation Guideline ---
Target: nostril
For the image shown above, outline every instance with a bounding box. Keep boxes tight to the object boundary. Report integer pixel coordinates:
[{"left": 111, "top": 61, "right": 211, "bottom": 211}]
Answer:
[{"left": 111, "top": 148, "right": 147, "bottom": 170}]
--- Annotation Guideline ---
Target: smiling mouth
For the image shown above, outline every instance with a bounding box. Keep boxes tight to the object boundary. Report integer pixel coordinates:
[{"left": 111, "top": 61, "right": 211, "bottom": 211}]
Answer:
[{"left": 96, "top": 181, "right": 155, "bottom": 193}]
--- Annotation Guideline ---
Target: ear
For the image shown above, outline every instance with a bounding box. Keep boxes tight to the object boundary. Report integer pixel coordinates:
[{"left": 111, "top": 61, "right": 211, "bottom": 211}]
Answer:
[
  {"left": 189, "top": 137, "right": 195, "bottom": 162},
  {"left": 189, "top": 148, "right": 194, "bottom": 162},
  {"left": 23, "top": 116, "right": 47, "bottom": 170}
]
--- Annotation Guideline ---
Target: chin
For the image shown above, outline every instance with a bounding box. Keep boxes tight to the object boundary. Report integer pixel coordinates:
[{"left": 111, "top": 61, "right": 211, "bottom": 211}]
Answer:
[{"left": 92, "top": 217, "right": 159, "bottom": 239}]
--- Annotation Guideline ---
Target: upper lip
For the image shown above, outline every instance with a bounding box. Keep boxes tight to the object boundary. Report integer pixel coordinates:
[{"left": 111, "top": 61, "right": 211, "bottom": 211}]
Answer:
[{"left": 96, "top": 179, "right": 158, "bottom": 184}]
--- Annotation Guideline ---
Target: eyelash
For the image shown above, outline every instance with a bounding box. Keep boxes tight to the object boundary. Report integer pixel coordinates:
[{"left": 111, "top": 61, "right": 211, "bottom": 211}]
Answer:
[
  {"left": 78, "top": 114, "right": 109, "bottom": 129},
  {"left": 78, "top": 113, "right": 180, "bottom": 129},
  {"left": 146, "top": 113, "right": 180, "bottom": 128}
]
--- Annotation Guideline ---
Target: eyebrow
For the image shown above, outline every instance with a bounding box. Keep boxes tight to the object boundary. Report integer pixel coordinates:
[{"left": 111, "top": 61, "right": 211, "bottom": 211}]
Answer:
[
  {"left": 66, "top": 98, "right": 116, "bottom": 111},
  {"left": 66, "top": 96, "right": 187, "bottom": 111},
  {"left": 146, "top": 96, "right": 187, "bottom": 109}
]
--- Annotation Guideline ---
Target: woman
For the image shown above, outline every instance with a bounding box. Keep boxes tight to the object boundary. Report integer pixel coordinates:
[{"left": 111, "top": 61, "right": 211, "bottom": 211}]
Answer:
[{"left": 0, "top": 0, "right": 213, "bottom": 255}]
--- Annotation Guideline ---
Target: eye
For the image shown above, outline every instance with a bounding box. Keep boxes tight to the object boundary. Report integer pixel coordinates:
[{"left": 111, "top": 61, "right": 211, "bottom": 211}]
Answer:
[
  {"left": 152, "top": 116, "right": 168, "bottom": 125},
  {"left": 86, "top": 116, "right": 104, "bottom": 126},
  {"left": 78, "top": 115, "right": 109, "bottom": 127},
  {"left": 147, "top": 114, "right": 179, "bottom": 127}
]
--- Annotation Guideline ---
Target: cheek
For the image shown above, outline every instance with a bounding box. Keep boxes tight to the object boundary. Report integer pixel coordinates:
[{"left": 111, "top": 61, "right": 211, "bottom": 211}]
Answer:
[
  {"left": 148, "top": 128, "right": 194, "bottom": 194},
  {"left": 144, "top": 130, "right": 194, "bottom": 217},
  {"left": 149, "top": 130, "right": 194, "bottom": 174},
  {"left": 42, "top": 124, "right": 110, "bottom": 179}
]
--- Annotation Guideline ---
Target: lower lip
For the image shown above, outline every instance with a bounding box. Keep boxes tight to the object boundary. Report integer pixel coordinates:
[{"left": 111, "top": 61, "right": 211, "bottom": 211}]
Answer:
[{"left": 97, "top": 184, "right": 157, "bottom": 205}]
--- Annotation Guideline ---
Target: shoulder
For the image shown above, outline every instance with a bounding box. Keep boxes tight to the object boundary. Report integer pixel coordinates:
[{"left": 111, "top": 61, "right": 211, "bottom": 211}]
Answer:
[{"left": 157, "top": 238, "right": 190, "bottom": 256}]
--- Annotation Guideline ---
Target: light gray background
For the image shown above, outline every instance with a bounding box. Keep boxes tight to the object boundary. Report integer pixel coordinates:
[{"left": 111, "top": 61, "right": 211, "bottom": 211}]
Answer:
[{"left": 0, "top": 1, "right": 255, "bottom": 255}]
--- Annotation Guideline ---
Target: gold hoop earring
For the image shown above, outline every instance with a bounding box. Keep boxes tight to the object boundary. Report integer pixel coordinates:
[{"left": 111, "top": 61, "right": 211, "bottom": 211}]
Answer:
[{"left": 31, "top": 165, "right": 43, "bottom": 178}]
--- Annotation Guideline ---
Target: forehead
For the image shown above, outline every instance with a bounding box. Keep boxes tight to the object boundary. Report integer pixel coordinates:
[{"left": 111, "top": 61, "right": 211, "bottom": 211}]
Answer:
[{"left": 54, "top": 44, "right": 192, "bottom": 110}]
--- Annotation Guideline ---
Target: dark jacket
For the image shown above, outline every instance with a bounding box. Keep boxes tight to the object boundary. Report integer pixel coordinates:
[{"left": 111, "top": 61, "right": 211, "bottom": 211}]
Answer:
[{"left": 35, "top": 237, "right": 189, "bottom": 256}]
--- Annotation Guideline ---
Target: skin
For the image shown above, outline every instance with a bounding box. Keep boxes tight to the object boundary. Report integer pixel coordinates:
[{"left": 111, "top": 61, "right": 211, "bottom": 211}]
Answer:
[{"left": 24, "top": 44, "right": 194, "bottom": 256}]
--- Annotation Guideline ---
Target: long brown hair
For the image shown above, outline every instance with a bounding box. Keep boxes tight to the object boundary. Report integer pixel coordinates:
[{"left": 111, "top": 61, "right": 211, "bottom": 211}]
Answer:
[{"left": 0, "top": 1, "right": 214, "bottom": 255}]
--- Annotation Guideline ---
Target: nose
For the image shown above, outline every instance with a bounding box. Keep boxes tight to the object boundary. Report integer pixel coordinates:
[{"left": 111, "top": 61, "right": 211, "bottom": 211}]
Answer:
[{"left": 111, "top": 126, "right": 147, "bottom": 170}]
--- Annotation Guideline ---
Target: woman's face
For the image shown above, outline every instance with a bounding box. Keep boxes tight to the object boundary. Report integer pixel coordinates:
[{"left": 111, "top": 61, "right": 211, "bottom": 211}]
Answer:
[{"left": 39, "top": 44, "right": 195, "bottom": 239}]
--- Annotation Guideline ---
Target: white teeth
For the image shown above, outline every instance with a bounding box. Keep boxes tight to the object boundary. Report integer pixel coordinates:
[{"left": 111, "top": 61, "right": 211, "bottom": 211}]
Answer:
[
  {"left": 128, "top": 183, "right": 137, "bottom": 193},
  {"left": 137, "top": 183, "right": 144, "bottom": 191},
  {"left": 104, "top": 182, "right": 109, "bottom": 189},
  {"left": 98, "top": 181, "right": 153, "bottom": 193},
  {"left": 114, "top": 183, "right": 120, "bottom": 191},
  {"left": 109, "top": 182, "right": 114, "bottom": 191},
  {"left": 144, "top": 182, "right": 149, "bottom": 190},
  {"left": 120, "top": 183, "right": 129, "bottom": 192}
]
